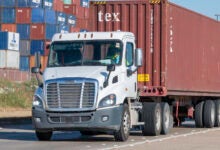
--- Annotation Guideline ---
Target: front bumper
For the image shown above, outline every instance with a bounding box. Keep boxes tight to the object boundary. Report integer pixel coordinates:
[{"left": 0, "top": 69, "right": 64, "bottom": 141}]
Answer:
[{"left": 32, "top": 105, "right": 123, "bottom": 132}]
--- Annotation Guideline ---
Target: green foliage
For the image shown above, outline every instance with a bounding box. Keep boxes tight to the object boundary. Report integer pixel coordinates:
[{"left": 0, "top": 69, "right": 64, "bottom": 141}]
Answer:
[{"left": 0, "top": 78, "right": 37, "bottom": 109}]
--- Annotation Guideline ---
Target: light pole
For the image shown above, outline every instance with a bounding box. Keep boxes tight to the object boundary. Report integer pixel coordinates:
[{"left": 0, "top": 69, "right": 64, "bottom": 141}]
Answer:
[{"left": 215, "top": 14, "right": 220, "bottom": 21}]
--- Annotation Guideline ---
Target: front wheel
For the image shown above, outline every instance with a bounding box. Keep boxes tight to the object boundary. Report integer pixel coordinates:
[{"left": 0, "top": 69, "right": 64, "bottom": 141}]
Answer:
[
  {"left": 114, "top": 104, "right": 130, "bottom": 141},
  {"left": 35, "top": 130, "right": 53, "bottom": 141}
]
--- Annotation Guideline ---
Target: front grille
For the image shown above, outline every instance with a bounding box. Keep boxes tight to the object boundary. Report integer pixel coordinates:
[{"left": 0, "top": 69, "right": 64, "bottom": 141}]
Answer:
[
  {"left": 48, "top": 116, "right": 92, "bottom": 124},
  {"left": 46, "top": 79, "right": 97, "bottom": 111}
]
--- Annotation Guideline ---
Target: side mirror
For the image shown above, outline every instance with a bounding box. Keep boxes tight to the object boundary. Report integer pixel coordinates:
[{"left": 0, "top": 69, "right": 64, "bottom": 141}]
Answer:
[
  {"left": 135, "top": 48, "right": 143, "bottom": 67},
  {"left": 31, "top": 67, "right": 40, "bottom": 73},
  {"left": 35, "top": 52, "right": 41, "bottom": 68},
  {"left": 107, "top": 64, "right": 115, "bottom": 72},
  {"left": 46, "top": 44, "right": 51, "bottom": 50}
]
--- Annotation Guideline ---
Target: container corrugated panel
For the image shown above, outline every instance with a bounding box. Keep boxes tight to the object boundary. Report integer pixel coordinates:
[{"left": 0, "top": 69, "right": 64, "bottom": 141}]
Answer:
[
  {"left": 17, "top": 0, "right": 31, "bottom": 7},
  {"left": 67, "top": 15, "right": 76, "bottom": 27},
  {"left": 17, "top": 24, "right": 30, "bottom": 40},
  {"left": 31, "top": 8, "right": 56, "bottom": 24},
  {"left": 72, "top": 0, "right": 80, "bottom": 5},
  {"left": 81, "top": 0, "right": 89, "bottom": 7},
  {"left": 57, "top": 23, "right": 69, "bottom": 33},
  {"left": 30, "top": 40, "right": 45, "bottom": 55},
  {"left": 1, "top": 8, "right": 16, "bottom": 23},
  {"left": 31, "top": 8, "right": 44, "bottom": 23},
  {"left": 0, "top": 32, "right": 20, "bottom": 51},
  {"left": 0, "top": 0, "right": 16, "bottom": 7},
  {"left": 20, "top": 40, "right": 30, "bottom": 56},
  {"left": 43, "top": 0, "right": 54, "bottom": 9},
  {"left": 89, "top": 0, "right": 220, "bottom": 96},
  {"left": 45, "top": 9, "right": 56, "bottom": 24},
  {"left": 1, "top": 24, "right": 17, "bottom": 32},
  {"left": 56, "top": 12, "right": 66, "bottom": 24},
  {"left": 30, "top": 24, "right": 45, "bottom": 39},
  {"left": 69, "top": 26, "right": 80, "bottom": 32},
  {"left": 0, "top": 50, "right": 20, "bottom": 69},
  {"left": 0, "top": 69, "right": 30, "bottom": 82},
  {"left": 63, "top": 4, "right": 75, "bottom": 15},
  {"left": 53, "top": 0, "right": 63, "bottom": 12},
  {"left": 20, "top": 56, "right": 30, "bottom": 71},
  {"left": 76, "top": 18, "right": 88, "bottom": 29},
  {"left": 16, "top": 8, "right": 31, "bottom": 24},
  {"left": 45, "top": 24, "right": 57, "bottom": 40}
]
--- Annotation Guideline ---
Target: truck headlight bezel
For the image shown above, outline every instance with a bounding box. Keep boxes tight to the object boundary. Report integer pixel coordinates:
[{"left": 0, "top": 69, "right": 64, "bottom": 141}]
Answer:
[
  {"left": 99, "top": 94, "right": 116, "bottom": 108},
  {"left": 33, "top": 95, "right": 43, "bottom": 108}
]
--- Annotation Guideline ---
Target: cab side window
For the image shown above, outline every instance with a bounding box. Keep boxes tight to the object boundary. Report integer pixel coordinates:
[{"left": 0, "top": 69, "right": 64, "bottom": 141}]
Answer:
[{"left": 126, "top": 43, "right": 134, "bottom": 67}]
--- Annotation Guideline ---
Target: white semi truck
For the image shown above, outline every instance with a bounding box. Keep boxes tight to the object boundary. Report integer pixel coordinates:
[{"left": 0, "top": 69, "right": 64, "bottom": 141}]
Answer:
[{"left": 31, "top": 31, "right": 162, "bottom": 141}]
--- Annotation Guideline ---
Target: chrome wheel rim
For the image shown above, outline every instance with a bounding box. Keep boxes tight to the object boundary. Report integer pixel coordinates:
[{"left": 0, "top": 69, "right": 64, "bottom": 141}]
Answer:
[{"left": 123, "top": 111, "right": 130, "bottom": 135}]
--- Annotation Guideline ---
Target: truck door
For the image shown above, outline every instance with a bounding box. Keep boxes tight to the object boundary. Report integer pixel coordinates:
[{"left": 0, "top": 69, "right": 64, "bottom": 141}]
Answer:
[{"left": 124, "top": 41, "right": 137, "bottom": 98}]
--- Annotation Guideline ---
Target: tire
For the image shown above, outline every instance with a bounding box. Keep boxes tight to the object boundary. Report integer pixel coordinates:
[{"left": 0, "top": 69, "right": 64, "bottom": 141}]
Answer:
[
  {"left": 142, "top": 102, "right": 162, "bottom": 136},
  {"left": 214, "top": 100, "right": 220, "bottom": 127},
  {"left": 195, "top": 101, "right": 204, "bottom": 128},
  {"left": 203, "top": 100, "right": 215, "bottom": 128},
  {"left": 114, "top": 103, "right": 130, "bottom": 141},
  {"left": 35, "top": 130, "right": 53, "bottom": 141},
  {"left": 161, "top": 103, "right": 171, "bottom": 135}
]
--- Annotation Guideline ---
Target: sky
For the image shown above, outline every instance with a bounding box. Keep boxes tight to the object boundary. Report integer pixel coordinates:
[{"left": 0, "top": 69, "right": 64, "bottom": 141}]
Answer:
[{"left": 169, "top": 0, "right": 220, "bottom": 20}]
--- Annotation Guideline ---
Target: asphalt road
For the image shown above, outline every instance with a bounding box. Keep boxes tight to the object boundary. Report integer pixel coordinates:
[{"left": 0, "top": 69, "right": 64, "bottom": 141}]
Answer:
[{"left": 0, "top": 121, "right": 220, "bottom": 150}]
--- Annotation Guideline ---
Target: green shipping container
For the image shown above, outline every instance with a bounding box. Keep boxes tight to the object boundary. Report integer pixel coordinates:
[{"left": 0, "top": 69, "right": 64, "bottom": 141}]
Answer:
[{"left": 63, "top": 0, "right": 72, "bottom": 4}]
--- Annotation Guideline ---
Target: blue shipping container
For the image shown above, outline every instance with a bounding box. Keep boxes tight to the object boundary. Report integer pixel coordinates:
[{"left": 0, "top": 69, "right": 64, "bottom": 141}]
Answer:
[
  {"left": 80, "top": 0, "right": 89, "bottom": 7},
  {"left": 43, "top": 0, "right": 53, "bottom": 9},
  {"left": 17, "top": 0, "right": 31, "bottom": 7},
  {"left": 56, "top": 12, "right": 66, "bottom": 24},
  {"left": 31, "top": 8, "right": 44, "bottom": 23},
  {"left": 45, "top": 9, "right": 56, "bottom": 24},
  {"left": 31, "top": 40, "right": 45, "bottom": 55},
  {"left": 67, "top": 15, "right": 76, "bottom": 27},
  {"left": 1, "top": 8, "right": 16, "bottom": 23},
  {"left": 57, "top": 24, "right": 69, "bottom": 33},
  {"left": 31, "top": 8, "right": 56, "bottom": 24},
  {"left": 31, "top": 0, "right": 42, "bottom": 7},
  {"left": 17, "top": 24, "right": 30, "bottom": 40},
  {"left": 46, "top": 24, "right": 57, "bottom": 40},
  {"left": 20, "top": 56, "right": 30, "bottom": 71},
  {"left": 0, "top": 0, "right": 16, "bottom": 7},
  {"left": 0, "top": 32, "right": 20, "bottom": 51}
]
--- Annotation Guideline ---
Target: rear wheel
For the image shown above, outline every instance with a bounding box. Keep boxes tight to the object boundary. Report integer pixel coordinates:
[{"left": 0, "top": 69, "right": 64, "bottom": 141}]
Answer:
[
  {"left": 142, "top": 102, "right": 162, "bottom": 136},
  {"left": 195, "top": 101, "right": 204, "bottom": 128},
  {"left": 214, "top": 100, "right": 220, "bottom": 127},
  {"left": 161, "top": 103, "right": 171, "bottom": 135},
  {"left": 114, "top": 103, "right": 130, "bottom": 141},
  {"left": 35, "top": 130, "right": 53, "bottom": 141},
  {"left": 203, "top": 100, "right": 215, "bottom": 128}
]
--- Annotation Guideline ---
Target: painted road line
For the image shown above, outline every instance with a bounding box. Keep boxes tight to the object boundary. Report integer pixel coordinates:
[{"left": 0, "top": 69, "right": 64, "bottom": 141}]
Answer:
[{"left": 99, "top": 128, "right": 220, "bottom": 150}]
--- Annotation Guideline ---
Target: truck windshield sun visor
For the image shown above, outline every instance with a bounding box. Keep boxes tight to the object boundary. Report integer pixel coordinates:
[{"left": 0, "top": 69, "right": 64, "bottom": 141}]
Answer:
[{"left": 48, "top": 40, "right": 123, "bottom": 67}]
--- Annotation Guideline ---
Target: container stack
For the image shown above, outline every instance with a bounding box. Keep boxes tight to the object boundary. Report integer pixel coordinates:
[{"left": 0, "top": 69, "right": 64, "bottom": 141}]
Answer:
[{"left": 0, "top": 0, "right": 90, "bottom": 82}]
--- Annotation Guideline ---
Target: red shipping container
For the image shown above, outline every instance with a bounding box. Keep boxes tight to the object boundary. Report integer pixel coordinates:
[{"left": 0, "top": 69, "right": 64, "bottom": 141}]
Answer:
[
  {"left": 53, "top": 0, "right": 64, "bottom": 12},
  {"left": 16, "top": 8, "right": 31, "bottom": 24},
  {"left": 76, "top": 6, "right": 86, "bottom": 19},
  {"left": 76, "top": 19, "right": 89, "bottom": 29},
  {"left": 69, "top": 26, "right": 80, "bottom": 32},
  {"left": 63, "top": 4, "right": 75, "bottom": 15},
  {"left": 30, "top": 24, "right": 45, "bottom": 39},
  {"left": 1, "top": 24, "right": 16, "bottom": 32},
  {"left": 72, "top": 0, "right": 80, "bottom": 5},
  {"left": 89, "top": 1, "right": 220, "bottom": 96}
]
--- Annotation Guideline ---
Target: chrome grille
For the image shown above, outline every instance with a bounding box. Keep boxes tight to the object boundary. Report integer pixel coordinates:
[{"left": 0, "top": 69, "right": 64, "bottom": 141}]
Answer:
[{"left": 46, "top": 79, "right": 97, "bottom": 110}]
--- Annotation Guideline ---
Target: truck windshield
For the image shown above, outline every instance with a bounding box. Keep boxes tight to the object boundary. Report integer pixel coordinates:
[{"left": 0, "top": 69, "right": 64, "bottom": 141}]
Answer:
[{"left": 48, "top": 40, "right": 123, "bottom": 67}]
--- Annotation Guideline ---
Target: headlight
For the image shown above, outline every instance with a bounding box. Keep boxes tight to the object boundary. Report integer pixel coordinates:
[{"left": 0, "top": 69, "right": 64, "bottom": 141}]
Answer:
[
  {"left": 33, "top": 95, "right": 43, "bottom": 108},
  {"left": 99, "top": 94, "right": 116, "bottom": 108}
]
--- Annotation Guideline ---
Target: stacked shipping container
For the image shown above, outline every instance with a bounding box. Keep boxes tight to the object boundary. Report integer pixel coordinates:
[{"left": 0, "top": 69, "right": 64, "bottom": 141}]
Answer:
[{"left": 0, "top": 0, "right": 90, "bottom": 82}]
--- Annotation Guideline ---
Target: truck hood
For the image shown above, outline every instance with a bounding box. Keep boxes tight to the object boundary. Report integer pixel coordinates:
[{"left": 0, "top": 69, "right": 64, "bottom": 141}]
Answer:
[{"left": 43, "top": 66, "right": 108, "bottom": 83}]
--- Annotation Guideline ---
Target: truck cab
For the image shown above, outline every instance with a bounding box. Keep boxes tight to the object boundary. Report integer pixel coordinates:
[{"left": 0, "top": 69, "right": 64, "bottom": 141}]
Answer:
[{"left": 31, "top": 31, "right": 143, "bottom": 141}]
